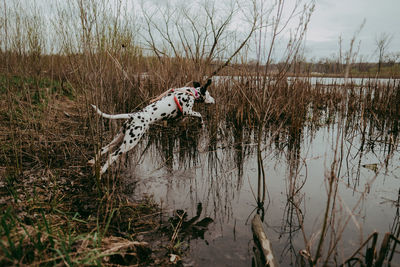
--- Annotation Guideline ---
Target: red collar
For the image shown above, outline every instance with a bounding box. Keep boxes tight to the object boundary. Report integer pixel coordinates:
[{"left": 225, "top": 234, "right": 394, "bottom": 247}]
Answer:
[
  {"left": 174, "top": 95, "right": 183, "bottom": 113},
  {"left": 171, "top": 87, "right": 199, "bottom": 113},
  {"left": 171, "top": 89, "right": 183, "bottom": 113}
]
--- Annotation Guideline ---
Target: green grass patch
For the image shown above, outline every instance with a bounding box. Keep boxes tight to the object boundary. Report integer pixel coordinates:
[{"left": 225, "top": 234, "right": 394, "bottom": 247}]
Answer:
[
  {"left": 0, "top": 205, "right": 108, "bottom": 266},
  {"left": 0, "top": 74, "right": 75, "bottom": 126},
  {"left": 0, "top": 74, "right": 75, "bottom": 100}
]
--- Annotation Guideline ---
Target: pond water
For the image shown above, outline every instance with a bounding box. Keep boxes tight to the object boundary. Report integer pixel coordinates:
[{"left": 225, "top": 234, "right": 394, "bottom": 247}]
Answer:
[
  {"left": 215, "top": 75, "right": 397, "bottom": 87},
  {"left": 117, "top": 76, "right": 400, "bottom": 265},
  {"left": 120, "top": 112, "right": 399, "bottom": 266},
  {"left": 295, "top": 76, "right": 396, "bottom": 86}
]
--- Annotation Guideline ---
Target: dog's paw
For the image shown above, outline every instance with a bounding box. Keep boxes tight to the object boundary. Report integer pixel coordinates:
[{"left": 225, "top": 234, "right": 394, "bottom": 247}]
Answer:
[
  {"left": 100, "top": 166, "right": 107, "bottom": 175},
  {"left": 199, "top": 119, "right": 205, "bottom": 128}
]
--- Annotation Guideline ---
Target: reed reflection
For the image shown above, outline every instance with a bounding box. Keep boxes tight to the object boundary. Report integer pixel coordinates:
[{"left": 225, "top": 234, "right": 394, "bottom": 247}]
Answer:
[{"left": 125, "top": 78, "right": 399, "bottom": 266}]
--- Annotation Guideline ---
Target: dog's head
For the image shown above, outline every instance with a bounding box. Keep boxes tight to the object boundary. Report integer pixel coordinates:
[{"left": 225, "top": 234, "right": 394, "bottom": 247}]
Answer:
[{"left": 193, "top": 79, "right": 215, "bottom": 104}]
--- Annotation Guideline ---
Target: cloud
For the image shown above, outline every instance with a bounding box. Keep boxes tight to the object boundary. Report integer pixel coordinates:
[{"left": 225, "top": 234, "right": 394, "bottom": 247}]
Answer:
[{"left": 305, "top": 0, "right": 400, "bottom": 60}]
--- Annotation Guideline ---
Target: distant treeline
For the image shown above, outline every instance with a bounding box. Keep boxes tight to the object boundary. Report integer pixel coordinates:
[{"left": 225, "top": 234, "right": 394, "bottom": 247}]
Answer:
[{"left": 224, "top": 60, "right": 400, "bottom": 78}]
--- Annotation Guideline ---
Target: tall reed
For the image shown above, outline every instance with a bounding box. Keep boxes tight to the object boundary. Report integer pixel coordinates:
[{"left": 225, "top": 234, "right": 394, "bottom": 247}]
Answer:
[{"left": 1, "top": 0, "right": 399, "bottom": 266}]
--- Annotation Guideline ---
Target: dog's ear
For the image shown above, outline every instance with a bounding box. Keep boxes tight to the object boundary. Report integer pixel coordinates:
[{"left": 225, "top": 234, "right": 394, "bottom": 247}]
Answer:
[
  {"left": 193, "top": 81, "right": 201, "bottom": 88},
  {"left": 200, "top": 79, "right": 212, "bottom": 94},
  {"left": 204, "top": 79, "right": 212, "bottom": 88}
]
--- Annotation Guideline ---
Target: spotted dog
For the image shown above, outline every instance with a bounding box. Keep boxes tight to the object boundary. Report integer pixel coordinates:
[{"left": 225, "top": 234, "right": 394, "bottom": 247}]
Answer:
[{"left": 88, "top": 79, "right": 215, "bottom": 174}]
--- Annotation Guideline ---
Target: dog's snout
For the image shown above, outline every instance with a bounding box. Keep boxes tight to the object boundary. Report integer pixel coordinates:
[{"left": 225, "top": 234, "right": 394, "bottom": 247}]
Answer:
[{"left": 205, "top": 97, "right": 215, "bottom": 104}]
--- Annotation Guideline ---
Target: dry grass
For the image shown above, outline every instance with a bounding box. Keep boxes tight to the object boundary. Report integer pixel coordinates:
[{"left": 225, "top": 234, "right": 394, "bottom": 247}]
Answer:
[
  {"left": 1, "top": 49, "right": 399, "bottom": 265},
  {"left": 0, "top": 71, "right": 172, "bottom": 266},
  {"left": 1, "top": 0, "right": 399, "bottom": 266}
]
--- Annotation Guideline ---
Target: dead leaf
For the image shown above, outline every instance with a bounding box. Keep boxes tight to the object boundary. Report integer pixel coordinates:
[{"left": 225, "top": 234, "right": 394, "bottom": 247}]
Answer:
[{"left": 362, "top": 163, "right": 379, "bottom": 173}]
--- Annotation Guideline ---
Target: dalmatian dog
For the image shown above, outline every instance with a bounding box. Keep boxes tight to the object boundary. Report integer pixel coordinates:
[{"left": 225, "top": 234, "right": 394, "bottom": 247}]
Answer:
[{"left": 88, "top": 79, "right": 214, "bottom": 174}]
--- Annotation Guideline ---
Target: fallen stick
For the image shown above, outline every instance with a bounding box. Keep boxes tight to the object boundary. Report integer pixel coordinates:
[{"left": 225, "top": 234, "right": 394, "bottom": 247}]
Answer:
[{"left": 252, "top": 214, "right": 278, "bottom": 267}]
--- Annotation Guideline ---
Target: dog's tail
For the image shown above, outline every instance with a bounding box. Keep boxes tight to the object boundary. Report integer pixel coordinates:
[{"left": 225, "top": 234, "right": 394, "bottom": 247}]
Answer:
[{"left": 91, "top": 104, "right": 132, "bottom": 119}]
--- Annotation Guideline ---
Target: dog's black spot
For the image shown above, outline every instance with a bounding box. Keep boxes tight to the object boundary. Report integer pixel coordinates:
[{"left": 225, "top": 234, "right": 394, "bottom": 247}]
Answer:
[
  {"left": 138, "top": 115, "right": 141, "bottom": 119},
  {"left": 171, "top": 110, "right": 176, "bottom": 114},
  {"left": 168, "top": 103, "right": 171, "bottom": 106},
  {"left": 130, "top": 140, "right": 133, "bottom": 144},
  {"left": 123, "top": 141, "right": 126, "bottom": 144},
  {"left": 134, "top": 126, "right": 142, "bottom": 130},
  {"left": 119, "top": 151, "right": 123, "bottom": 155},
  {"left": 153, "top": 107, "right": 158, "bottom": 111},
  {"left": 179, "top": 101, "right": 183, "bottom": 106},
  {"left": 182, "top": 98, "right": 187, "bottom": 102},
  {"left": 161, "top": 113, "right": 166, "bottom": 117}
]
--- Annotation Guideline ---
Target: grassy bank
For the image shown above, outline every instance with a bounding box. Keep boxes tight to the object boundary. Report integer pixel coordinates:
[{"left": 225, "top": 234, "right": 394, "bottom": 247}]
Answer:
[{"left": 0, "top": 73, "right": 174, "bottom": 266}]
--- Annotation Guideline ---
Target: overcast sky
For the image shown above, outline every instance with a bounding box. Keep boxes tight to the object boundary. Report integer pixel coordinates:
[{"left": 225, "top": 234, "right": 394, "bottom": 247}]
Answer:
[
  {"left": 5, "top": 0, "right": 399, "bottom": 62},
  {"left": 142, "top": 0, "right": 400, "bottom": 61},
  {"left": 304, "top": 0, "right": 400, "bottom": 60}
]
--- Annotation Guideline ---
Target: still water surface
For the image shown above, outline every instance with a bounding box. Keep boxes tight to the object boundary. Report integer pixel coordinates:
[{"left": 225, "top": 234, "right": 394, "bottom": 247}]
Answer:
[{"left": 122, "top": 82, "right": 399, "bottom": 266}]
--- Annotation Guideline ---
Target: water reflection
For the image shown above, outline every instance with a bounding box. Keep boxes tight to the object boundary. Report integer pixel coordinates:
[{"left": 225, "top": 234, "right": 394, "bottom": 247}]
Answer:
[
  {"left": 122, "top": 82, "right": 399, "bottom": 266},
  {"left": 163, "top": 203, "right": 214, "bottom": 243}
]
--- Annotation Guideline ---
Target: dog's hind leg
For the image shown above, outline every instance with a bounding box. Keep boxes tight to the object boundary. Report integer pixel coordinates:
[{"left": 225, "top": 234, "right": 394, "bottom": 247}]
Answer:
[
  {"left": 100, "top": 126, "right": 147, "bottom": 174},
  {"left": 88, "top": 130, "right": 124, "bottom": 166},
  {"left": 99, "top": 130, "right": 125, "bottom": 156}
]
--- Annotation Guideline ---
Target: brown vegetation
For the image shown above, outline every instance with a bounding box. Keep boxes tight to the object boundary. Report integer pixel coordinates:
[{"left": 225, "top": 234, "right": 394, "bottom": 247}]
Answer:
[{"left": 1, "top": 0, "right": 399, "bottom": 266}]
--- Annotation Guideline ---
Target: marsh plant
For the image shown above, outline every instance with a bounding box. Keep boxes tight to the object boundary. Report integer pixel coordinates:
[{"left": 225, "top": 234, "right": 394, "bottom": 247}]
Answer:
[{"left": 1, "top": 0, "right": 399, "bottom": 266}]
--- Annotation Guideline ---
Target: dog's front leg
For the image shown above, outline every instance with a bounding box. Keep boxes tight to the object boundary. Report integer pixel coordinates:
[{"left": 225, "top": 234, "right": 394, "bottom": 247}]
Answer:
[{"left": 185, "top": 110, "right": 204, "bottom": 125}]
